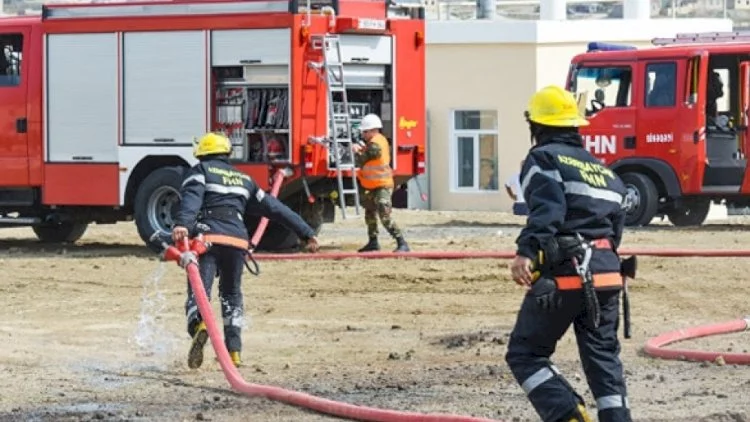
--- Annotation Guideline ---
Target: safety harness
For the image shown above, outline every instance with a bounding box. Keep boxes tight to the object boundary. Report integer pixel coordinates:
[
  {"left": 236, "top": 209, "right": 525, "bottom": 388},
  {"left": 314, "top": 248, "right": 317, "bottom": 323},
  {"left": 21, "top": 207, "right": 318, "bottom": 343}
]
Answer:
[
  {"left": 531, "top": 234, "right": 621, "bottom": 330},
  {"left": 570, "top": 235, "right": 601, "bottom": 329}
]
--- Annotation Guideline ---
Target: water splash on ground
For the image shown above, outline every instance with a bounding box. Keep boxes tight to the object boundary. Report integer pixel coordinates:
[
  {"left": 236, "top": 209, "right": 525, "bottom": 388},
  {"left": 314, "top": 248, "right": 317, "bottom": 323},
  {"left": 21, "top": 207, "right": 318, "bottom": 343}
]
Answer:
[{"left": 132, "top": 262, "right": 178, "bottom": 366}]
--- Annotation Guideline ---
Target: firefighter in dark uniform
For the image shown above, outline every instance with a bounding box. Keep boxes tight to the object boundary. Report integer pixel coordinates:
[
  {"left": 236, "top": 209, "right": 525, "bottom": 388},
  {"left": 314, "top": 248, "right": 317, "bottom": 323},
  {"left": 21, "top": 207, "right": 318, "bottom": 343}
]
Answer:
[
  {"left": 505, "top": 85, "right": 632, "bottom": 422},
  {"left": 172, "top": 132, "right": 320, "bottom": 369}
]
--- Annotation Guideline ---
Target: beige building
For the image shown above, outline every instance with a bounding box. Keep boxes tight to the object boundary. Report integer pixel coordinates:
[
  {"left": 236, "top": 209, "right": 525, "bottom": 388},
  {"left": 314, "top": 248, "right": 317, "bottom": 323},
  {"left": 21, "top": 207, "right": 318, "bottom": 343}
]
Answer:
[{"left": 409, "top": 16, "right": 733, "bottom": 212}]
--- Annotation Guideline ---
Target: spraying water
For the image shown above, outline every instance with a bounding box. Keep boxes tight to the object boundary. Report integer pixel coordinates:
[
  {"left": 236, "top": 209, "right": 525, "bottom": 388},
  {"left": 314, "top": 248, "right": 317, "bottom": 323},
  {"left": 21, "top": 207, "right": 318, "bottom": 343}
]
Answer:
[{"left": 133, "top": 261, "right": 178, "bottom": 364}]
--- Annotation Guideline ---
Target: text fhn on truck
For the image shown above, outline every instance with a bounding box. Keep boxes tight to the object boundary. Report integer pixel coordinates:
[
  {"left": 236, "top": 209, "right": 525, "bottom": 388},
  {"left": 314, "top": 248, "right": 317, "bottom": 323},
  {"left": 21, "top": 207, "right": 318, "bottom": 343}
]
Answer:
[
  {"left": 567, "top": 34, "right": 750, "bottom": 227},
  {"left": 0, "top": 0, "right": 426, "bottom": 250}
]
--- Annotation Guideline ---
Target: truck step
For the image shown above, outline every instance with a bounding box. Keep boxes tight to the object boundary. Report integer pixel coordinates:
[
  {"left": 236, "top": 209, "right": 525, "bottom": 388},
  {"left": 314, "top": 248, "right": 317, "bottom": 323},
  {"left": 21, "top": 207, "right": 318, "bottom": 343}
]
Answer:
[
  {"left": 706, "top": 158, "right": 747, "bottom": 168},
  {"left": 0, "top": 216, "right": 42, "bottom": 225},
  {"left": 0, "top": 188, "right": 37, "bottom": 207}
]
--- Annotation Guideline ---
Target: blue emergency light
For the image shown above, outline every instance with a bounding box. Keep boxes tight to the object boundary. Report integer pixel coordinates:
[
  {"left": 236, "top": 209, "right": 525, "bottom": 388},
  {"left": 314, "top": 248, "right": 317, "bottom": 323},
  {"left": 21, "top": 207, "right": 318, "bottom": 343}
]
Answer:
[{"left": 587, "top": 42, "right": 637, "bottom": 52}]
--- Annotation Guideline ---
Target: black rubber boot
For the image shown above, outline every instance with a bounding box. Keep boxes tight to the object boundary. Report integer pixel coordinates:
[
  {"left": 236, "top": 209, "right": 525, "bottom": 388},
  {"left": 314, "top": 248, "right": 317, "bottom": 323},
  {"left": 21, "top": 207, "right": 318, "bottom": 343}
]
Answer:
[
  {"left": 394, "top": 237, "right": 410, "bottom": 253},
  {"left": 358, "top": 237, "right": 380, "bottom": 253}
]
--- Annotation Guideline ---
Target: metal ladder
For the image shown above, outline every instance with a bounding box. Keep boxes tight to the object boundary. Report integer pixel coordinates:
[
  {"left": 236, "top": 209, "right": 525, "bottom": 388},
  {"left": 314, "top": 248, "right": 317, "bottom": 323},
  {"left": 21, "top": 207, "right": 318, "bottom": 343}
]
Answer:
[
  {"left": 652, "top": 31, "right": 750, "bottom": 46},
  {"left": 314, "top": 34, "right": 361, "bottom": 219}
]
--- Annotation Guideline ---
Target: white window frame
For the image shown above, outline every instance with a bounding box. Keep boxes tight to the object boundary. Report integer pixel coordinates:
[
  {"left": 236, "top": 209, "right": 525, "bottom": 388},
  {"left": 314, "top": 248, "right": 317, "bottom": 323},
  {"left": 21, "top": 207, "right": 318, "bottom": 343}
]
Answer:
[{"left": 449, "top": 109, "right": 499, "bottom": 193}]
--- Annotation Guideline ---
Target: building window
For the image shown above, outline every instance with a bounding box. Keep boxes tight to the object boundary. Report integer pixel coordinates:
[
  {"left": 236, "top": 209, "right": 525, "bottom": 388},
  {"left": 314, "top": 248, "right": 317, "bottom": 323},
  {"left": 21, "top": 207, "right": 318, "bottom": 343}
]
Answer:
[
  {"left": 450, "top": 110, "right": 499, "bottom": 192},
  {"left": 645, "top": 61, "right": 677, "bottom": 107},
  {"left": 0, "top": 33, "right": 23, "bottom": 87}
]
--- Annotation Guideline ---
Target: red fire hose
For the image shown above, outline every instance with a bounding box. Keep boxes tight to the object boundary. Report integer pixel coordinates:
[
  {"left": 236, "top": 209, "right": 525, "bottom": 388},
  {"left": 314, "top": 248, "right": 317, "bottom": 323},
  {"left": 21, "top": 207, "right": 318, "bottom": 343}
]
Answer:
[
  {"left": 249, "top": 169, "right": 287, "bottom": 251},
  {"left": 153, "top": 169, "right": 504, "bottom": 422},
  {"left": 250, "top": 170, "right": 750, "bottom": 261},
  {"left": 156, "top": 169, "right": 750, "bottom": 420},
  {"left": 643, "top": 318, "right": 750, "bottom": 364},
  {"left": 250, "top": 248, "right": 750, "bottom": 261},
  {"left": 182, "top": 261, "right": 502, "bottom": 422}
]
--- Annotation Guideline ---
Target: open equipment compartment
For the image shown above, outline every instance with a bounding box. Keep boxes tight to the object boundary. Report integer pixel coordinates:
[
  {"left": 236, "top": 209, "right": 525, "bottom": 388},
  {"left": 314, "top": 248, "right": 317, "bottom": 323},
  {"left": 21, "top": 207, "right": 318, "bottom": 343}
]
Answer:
[
  {"left": 332, "top": 33, "right": 394, "bottom": 169},
  {"left": 210, "top": 28, "right": 291, "bottom": 164}
]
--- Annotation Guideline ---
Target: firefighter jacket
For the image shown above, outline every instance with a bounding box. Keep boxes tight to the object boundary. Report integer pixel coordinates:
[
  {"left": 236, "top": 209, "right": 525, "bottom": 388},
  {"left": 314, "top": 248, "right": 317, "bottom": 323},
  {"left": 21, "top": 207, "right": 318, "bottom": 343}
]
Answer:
[
  {"left": 515, "top": 132, "right": 627, "bottom": 280},
  {"left": 357, "top": 133, "right": 394, "bottom": 190},
  {"left": 174, "top": 156, "right": 316, "bottom": 249}
]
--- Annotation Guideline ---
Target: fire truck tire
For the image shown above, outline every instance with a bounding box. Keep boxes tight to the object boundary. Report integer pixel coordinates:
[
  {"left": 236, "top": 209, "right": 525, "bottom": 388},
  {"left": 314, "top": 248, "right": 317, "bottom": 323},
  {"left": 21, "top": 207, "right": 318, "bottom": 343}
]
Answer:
[
  {"left": 620, "top": 172, "right": 659, "bottom": 227},
  {"left": 134, "top": 166, "right": 186, "bottom": 252},
  {"left": 32, "top": 222, "right": 88, "bottom": 244},
  {"left": 666, "top": 198, "right": 711, "bottom": 227}
]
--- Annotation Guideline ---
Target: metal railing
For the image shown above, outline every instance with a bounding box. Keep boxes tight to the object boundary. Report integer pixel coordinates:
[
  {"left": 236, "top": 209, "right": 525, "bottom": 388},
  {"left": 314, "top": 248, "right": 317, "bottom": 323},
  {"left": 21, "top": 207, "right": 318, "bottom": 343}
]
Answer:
[{"left": 424, "top": 0, "right": 741, "bottom": 21}]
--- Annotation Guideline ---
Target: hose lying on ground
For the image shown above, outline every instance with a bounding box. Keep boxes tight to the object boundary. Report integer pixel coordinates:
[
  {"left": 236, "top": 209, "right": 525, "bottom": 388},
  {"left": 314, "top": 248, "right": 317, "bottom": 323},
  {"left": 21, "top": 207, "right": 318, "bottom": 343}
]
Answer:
[
  {"left": 643, "top": 318, "right": 750, "bottom": 364},
  {"left": 162, "top": 169, "right": 506, "bottom": 422},
  {"left": 172, "top": 170, "right": 750, "bottom": 420},
  {"left": 183, "top": 261, "right": 503, "bottom": 422},
  {"left": 251, "top": 248, "right": 750, "bottom": 261}
]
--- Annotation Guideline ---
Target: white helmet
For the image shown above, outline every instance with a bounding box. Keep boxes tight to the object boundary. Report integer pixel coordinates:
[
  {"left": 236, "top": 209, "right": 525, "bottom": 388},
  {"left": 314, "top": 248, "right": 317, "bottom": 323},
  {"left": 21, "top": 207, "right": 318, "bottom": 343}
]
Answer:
[{"left": 359, "top": 114, "right": 383, "bottom": 131}]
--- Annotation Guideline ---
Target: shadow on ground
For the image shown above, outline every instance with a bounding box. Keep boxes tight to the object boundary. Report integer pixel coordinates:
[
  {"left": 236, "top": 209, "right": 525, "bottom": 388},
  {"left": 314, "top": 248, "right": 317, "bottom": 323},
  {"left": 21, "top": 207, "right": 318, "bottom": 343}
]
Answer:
[
  {"left": 0, "top": 239, "right": 154, "bottom": 259},
  {"left": 418, "top": 220, "right": 526, "bottom": 229}
]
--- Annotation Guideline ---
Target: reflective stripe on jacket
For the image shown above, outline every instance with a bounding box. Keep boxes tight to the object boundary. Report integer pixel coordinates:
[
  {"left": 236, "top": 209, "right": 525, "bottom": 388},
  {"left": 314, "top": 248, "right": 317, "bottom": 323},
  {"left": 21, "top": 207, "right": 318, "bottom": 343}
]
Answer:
[{"left": 359, "top": 134, "right": 394, "bottom": 190}]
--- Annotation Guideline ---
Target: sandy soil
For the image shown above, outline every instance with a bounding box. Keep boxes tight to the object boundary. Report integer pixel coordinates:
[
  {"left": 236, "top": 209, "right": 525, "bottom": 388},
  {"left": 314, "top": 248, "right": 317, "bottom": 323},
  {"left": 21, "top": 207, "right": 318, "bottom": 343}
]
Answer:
[{"left": 1, "top": 209, "right": 750, "bottom": 422}]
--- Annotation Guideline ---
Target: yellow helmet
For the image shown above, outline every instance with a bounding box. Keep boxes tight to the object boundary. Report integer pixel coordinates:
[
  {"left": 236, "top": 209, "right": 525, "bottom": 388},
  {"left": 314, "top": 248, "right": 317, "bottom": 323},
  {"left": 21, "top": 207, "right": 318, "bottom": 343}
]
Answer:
[
  {"left": 193, "top": 132, "right": 232, "bottom": 158},
  {"left": 526, "top": 85, "right": 589, "bottom": 128}
]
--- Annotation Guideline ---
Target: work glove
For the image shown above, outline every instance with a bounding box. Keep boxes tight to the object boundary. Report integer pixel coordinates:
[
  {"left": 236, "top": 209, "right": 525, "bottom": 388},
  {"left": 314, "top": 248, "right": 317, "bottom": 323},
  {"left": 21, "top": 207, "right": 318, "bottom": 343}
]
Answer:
[
  {"left": 530, "top": 277, "right": 562, "bottom": 312},
  {"left": 620, "top": 255, "right": 637, "bottom": 278},
  {"left": 544, "top": 236, "right": 586, "bottom": 265}
]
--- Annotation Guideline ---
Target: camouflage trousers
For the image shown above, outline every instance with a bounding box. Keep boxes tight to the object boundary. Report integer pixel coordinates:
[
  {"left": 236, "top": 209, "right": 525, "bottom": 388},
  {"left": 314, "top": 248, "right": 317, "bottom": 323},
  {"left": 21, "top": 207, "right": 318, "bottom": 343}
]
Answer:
[{"left": 361, "top": 187, "right": 403, "bottom": 239}]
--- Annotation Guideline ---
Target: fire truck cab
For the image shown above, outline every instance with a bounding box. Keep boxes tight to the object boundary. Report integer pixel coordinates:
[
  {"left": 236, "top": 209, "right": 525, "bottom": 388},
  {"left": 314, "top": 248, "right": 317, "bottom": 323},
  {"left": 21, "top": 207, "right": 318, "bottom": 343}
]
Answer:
[
  {"left": 568, "top": 34, "right": 750, "bottom": 227},
  {"left": 0, "top": 0, "right": 426, "bottom": 250}
]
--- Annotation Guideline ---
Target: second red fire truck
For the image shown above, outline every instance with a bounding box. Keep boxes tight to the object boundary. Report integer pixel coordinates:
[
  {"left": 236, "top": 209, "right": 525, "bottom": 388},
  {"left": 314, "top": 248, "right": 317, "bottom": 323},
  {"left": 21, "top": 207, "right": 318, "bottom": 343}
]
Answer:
[
  {"left": 0, "top": 0, "right": 426, "bottom": 250},
  {"left": 568, "top": 34, "right": 750, "bottom": 227}
]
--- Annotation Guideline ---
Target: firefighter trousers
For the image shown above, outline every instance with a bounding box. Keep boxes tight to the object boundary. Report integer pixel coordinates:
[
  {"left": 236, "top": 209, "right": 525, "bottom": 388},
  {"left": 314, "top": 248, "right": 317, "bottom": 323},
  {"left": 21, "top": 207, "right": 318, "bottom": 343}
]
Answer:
[
  {"left": 505, "top": 289, "right": 631, "bottom": 422},
  {"left": 185, "top": 244, "right": 246, "bottom": 353}
]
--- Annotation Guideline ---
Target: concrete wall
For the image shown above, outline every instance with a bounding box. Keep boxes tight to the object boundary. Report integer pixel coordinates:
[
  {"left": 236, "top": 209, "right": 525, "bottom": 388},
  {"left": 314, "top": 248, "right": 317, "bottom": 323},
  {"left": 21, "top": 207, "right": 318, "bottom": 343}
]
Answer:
[{"left": 418, "top": 17, "right": 734, "bottom": 212}]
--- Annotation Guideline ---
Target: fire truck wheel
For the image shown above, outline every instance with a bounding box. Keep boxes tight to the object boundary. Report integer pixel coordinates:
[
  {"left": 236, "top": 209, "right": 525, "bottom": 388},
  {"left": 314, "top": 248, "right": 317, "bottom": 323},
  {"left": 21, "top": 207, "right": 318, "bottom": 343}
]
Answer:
[
  {"left": 134, "top": 166, "right": 185, "bottom": 252},
  {"left": 666, "top": 198, "right": 711, "bottom": 227},
  {"left": 32, "top": 222, "right": 88, "bottom": 244},
  {"left": 620, "top": 172, "right": 659, "bottom": 227}
]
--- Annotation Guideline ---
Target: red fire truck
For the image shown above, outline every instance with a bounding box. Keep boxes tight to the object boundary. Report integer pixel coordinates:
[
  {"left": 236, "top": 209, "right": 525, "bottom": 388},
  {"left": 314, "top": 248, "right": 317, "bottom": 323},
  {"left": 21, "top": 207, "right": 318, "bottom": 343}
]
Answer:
[
  {"left": 567, "top": 34, "right": 750, "bottom": 227},
  {"left": 0, "top": 0, "right": 426, "bottom": 250}
]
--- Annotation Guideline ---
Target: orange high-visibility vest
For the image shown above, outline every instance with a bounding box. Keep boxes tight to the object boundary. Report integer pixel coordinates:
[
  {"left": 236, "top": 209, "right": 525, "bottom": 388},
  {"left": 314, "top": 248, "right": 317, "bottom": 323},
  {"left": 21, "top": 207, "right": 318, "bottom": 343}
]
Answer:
[{"left": 359, "top": 134, "right": 394, "bottom": 190}]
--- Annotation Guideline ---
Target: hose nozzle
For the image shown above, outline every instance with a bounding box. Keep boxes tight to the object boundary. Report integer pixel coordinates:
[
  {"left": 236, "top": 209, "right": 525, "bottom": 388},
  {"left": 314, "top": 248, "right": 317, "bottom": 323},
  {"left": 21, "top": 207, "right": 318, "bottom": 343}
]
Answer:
[{"left": 151, "top": 230, "right": 210, "bottom": 268}]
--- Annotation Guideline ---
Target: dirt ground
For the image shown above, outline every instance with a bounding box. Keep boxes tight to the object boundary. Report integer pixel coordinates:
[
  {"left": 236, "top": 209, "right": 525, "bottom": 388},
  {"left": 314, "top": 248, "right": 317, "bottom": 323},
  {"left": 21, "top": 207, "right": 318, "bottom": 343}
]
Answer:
[{"left": 1, "top": 209, "right": 750, "bottom": 422}]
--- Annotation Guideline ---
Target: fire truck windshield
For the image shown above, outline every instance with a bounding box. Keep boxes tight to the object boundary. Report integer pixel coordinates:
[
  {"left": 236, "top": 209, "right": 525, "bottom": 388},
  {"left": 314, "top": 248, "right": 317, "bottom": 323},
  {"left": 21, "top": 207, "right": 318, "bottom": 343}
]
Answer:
[{"left": 572, "top": 65, "right": 632, "bottom": 117}]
